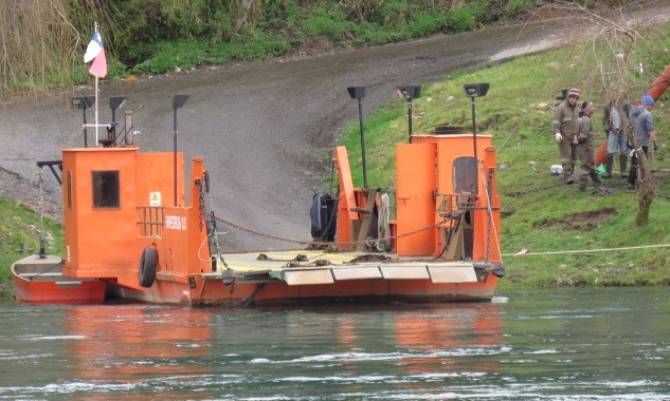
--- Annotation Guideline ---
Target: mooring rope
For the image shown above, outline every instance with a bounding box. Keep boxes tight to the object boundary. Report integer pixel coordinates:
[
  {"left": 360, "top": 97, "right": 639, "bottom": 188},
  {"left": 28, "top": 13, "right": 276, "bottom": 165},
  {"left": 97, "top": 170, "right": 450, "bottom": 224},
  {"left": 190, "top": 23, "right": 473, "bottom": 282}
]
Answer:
[
  {"left": 215, "top": 212, "right": 670, "bottom": 258},
  {"left": 503, "top": 243, "right": 670, "bottom": 257},
  {"left": 214, "top": 216, "right": 443, "bottom": 247}
]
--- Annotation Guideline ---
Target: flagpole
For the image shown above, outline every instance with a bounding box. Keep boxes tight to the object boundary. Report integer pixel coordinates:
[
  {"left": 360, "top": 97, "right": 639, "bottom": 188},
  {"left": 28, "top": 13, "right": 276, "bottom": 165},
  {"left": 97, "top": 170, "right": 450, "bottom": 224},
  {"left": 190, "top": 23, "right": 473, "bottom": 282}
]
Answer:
[{"left": 94, "top": 22, "right": 99, "bottom": 146}]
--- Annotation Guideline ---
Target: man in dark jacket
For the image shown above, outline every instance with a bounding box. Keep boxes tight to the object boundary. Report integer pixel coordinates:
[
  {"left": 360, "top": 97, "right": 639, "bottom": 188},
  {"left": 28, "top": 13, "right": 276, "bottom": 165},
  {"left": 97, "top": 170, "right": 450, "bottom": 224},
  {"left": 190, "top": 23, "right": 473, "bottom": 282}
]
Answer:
[
  {"left": 553, "top": 87, "right": 581, "bottom": 184},
  {"left": 628, "top": 95, "right": 657, "bottom": 187},
  {"left": 603, "top": 99, "right": 627, "bottom": 178}
]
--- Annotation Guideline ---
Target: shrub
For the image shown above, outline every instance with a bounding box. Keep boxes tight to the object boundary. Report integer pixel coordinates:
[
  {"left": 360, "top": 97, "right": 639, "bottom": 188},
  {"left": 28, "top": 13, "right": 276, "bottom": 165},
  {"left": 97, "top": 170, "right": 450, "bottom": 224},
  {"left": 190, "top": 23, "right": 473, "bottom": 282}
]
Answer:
[
  {"left": 448, "top": 7, "right": 476, "bottom": 32},
  {"left": 302, "top": 7, "right": 354, "bottom": 41}
]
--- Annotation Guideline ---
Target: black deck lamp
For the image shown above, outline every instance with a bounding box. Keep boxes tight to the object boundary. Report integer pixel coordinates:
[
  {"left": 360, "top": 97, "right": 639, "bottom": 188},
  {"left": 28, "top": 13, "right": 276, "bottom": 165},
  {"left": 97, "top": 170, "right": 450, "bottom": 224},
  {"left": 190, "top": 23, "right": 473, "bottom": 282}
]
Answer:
[
  {"left": 347, "top": 86, "right": 368, "bottom": 188},
  {"left": 463, "top": 83, "right": 490, "bottom": 195},
  {"left": 172, "top": 94, "right": 190, "bottom": 206},
  {"left": 71, "top": 96, "right": 95, "bottom": 147},
  {"left": 108, "top": 96, "right": 127, "bottom": 143},
  {"left": 109, "top": 96, "right": 127, "bottom": 126},
  {"left": 397, "top": 85, "right": 421, "bottom": 141}
]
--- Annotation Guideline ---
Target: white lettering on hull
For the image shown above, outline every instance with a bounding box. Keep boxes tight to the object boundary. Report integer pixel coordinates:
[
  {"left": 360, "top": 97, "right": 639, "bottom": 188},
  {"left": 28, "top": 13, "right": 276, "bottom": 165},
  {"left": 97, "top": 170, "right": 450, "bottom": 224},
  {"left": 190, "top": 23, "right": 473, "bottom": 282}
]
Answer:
[{"left": 165, "top": 215, "right": 187, "bottom": 231}]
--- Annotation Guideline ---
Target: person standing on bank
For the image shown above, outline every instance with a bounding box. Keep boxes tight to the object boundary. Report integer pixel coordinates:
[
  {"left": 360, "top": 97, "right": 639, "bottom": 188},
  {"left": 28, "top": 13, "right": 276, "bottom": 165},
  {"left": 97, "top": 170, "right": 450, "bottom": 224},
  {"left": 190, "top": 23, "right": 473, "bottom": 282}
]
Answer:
[
  {"left": 628, "top": 95, "right": 657, "bottom": 187},
  {"left": 576, "top": 101, "right": 602, "bottom": 191},
  {"left": 603, "top": 98, "right": 627, "bottom": 178},
  {"left": 553, "top": 87, "right": 581, "bottom": 184}
]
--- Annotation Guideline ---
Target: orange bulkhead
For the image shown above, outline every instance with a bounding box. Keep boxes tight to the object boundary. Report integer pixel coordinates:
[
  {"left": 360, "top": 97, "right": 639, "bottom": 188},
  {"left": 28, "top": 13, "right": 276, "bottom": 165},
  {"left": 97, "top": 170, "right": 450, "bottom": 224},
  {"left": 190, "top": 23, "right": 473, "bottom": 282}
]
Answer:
[
  {"left": 61, "top": 146, "right": 213, "bottom": 290},
  {"left": 334, "top": 133, "right": 501, "bottom": 265}
]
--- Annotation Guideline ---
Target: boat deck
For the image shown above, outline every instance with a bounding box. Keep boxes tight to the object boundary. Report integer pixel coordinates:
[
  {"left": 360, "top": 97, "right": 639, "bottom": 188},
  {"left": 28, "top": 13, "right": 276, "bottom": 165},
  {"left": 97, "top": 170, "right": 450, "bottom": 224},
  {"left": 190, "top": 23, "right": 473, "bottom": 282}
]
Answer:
[
  {"left": 207, "top": 250, "right": 480, "bottom": 286},
  {"left": 12, "top": 255, "right": 83, "bottom": 284}
]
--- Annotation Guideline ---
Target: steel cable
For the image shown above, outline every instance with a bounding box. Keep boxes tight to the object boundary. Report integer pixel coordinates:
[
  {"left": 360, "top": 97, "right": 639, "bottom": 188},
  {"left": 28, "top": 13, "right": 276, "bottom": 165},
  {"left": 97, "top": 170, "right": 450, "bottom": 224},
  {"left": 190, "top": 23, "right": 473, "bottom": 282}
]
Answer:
[{"left": 214, "top": 216, "right": 443, "bottom": 247}]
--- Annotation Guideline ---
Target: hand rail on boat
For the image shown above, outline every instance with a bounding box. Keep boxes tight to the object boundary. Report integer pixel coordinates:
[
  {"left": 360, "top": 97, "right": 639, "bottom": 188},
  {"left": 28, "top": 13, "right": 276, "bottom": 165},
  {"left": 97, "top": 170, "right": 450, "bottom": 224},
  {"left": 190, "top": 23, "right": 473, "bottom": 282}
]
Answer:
[{"left": 136, "top": 206, "right": 165, "bottom": 238}]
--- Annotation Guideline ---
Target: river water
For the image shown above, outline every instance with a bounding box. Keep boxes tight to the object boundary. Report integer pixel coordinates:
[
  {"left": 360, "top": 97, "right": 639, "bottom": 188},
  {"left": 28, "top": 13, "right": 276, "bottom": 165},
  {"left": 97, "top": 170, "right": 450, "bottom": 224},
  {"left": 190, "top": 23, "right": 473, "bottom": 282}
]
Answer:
[{"left": 0, "top": 288, "right": 668, "bottom": 400}]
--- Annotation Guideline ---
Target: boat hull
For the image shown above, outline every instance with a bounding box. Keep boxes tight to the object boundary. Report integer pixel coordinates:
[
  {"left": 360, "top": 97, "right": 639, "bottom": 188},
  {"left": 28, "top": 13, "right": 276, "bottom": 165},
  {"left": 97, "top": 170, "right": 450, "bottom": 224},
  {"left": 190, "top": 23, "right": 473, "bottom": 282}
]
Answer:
[
  {"left": 13, "top": 276, "right": 107, "bottom": 304},
  {"left": 11, "top": 255, "right": 106, "bottom": 304},
  {"left": 117, "top": 273, "right": 498, "bottom": 306}
]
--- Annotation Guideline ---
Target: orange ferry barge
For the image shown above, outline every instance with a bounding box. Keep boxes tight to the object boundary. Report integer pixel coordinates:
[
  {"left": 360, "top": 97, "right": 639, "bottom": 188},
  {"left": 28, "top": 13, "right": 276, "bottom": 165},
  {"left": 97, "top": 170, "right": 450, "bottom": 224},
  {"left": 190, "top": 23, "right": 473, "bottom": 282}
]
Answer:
[{"left": 13, "top": 97, "right": 504, "bottom": 305}]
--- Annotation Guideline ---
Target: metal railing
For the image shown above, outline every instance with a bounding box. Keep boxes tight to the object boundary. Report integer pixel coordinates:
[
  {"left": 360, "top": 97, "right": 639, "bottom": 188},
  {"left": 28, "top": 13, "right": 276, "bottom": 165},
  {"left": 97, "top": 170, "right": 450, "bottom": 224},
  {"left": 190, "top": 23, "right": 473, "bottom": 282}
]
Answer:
[{"left": 137, "top": 207, "right": 165, "bottom": 238}]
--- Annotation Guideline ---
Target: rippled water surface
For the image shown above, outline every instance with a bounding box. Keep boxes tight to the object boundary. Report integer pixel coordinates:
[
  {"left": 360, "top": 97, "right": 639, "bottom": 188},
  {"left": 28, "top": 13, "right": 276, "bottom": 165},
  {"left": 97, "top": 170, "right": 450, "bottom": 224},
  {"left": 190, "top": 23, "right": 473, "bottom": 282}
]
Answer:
[{"left": 1, "top": 288, "right": 669, "bottom": 400}]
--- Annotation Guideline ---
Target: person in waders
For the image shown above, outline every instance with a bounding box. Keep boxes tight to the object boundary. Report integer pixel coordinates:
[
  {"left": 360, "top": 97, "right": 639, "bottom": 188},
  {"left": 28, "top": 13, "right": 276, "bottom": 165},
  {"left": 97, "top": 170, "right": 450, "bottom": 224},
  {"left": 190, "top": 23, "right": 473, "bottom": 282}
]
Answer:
[
  {"left": 628, "top": 95, "right": 657, "bottom": 188},
  {"left": 576, "top": 101, "right": 602, "bottom": 191},
  {"left": 553, "top": 87, "right": 581, "bottom": 184},
  {"left": 603, "top": 98, "right": 627, "bottom": 178}
]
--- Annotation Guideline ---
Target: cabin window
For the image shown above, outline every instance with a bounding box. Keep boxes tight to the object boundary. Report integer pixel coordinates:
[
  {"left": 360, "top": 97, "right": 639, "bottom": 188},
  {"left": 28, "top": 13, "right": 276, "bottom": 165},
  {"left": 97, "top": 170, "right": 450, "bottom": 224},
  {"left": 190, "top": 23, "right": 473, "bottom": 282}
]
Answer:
[
  {"left": 92, "top": 171, "right": 120, "bottom": 208},
  {"left": 453, "top": 157, "right": 477, "bottom": 193},
  {"left": 66, "top": 171, "right": 72, "bottom": 209}
]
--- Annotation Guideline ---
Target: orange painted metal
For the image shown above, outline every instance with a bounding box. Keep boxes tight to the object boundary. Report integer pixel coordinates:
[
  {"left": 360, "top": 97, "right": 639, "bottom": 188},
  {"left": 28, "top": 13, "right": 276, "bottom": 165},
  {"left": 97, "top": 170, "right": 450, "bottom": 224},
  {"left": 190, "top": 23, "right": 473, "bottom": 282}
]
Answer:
[
  {"left": 13, "top": 275, "right": 106, "bottom": 304},
  {"left": 396, "top": 143, "right": 437, "bottom": 256},
  {"left": 401, "top": 134, "right": 500, "bottom": 264},
  {"left": 62, "top": 148, "right": 185, "bottom": 284},
  {"left": 61, "top": 146, "right": 212, "bottom": 292},
  {"left": 120, "top": 273, "right": 499, "bottom": 305},
  {"left": 334, "top": 146, "right": 358, "bottom": 250},
  {"left": 648, "top": 63, "right": 670, "bottom": 101}
]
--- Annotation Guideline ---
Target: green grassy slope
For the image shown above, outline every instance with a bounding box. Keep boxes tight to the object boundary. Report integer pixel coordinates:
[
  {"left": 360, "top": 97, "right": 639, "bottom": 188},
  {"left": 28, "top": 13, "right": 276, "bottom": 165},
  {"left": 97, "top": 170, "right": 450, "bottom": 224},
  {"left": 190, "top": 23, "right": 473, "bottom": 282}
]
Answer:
[
  {"left": 0, "top": 197, "right": 63, "bottom": 297},
  {"left": 341, "top": 37, "right": 670, "bottom": 289}
]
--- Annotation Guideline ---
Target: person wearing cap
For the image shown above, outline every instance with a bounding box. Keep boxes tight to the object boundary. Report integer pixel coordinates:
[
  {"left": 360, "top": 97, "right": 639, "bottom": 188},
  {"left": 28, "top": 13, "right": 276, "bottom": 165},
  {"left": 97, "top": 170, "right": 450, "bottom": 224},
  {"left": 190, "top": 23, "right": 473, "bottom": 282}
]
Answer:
[
  {"left": 603, "top": 98, "right": 627, "bottom": 178},
  {"left": 576, "top": 101, "right": 602, "bottom": 191},
  {"left": 627, "top": 94, "right": 657, "bottom": 187},
  {"left": 553, "top": 87, "right": 581, "bottom": 184}
]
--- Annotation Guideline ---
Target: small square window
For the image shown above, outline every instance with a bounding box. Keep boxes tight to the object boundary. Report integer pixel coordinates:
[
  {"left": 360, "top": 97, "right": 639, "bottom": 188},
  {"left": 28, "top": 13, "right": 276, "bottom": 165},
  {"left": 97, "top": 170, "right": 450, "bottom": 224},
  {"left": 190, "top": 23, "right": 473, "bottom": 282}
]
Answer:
[
  {"left": 92, "top": 171, "right": 120, "bottom": 208},
  {"left": 453, "top": 157, "right": 477, "bottom": 193}
]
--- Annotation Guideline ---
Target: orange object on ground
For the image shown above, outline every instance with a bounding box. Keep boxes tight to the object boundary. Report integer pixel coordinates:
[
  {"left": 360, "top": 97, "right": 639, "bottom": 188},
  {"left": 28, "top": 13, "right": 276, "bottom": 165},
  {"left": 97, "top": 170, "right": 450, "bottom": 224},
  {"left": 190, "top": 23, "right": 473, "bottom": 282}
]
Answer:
[
  {"left": 648, "top": 64, "right": 670, "bottom": 101},
  {"left": 595, "top": 141, "right": 608, "bottom": 165}
]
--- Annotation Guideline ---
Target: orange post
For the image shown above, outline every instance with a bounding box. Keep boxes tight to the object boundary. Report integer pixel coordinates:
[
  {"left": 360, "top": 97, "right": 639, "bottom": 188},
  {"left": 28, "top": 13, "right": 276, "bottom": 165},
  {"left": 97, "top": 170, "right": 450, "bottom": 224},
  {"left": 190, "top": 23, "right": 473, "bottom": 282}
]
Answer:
[
  {"left": 334, "top": 146, "right": 358, "bottom": 250},
  {"left": 396, "top": 143, "right": 436, "bottom": 256}
]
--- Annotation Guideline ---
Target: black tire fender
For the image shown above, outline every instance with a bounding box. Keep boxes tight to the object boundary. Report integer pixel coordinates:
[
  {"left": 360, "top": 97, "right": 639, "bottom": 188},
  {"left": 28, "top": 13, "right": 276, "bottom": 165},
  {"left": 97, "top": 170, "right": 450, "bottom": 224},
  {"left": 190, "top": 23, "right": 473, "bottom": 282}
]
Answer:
[{"left": 139, "top": 246, "right": 158, "bottom": 288}]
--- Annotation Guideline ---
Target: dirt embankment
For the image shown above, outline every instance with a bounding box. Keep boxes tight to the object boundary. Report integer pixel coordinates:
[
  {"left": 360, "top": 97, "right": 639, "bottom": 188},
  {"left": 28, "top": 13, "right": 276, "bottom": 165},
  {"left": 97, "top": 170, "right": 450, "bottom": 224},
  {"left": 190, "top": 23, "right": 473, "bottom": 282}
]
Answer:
[
  {"left": 1, "top": 2, "right": 669, "bottom": 251},
  {"left": 0, "top": 167, "right": 59, "bottom": 220}
]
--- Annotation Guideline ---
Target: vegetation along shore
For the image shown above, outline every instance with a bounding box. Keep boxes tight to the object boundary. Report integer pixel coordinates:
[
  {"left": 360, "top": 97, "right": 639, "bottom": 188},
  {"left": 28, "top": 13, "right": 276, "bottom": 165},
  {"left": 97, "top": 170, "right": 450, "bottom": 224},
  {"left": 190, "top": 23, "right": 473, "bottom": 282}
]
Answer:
[{"left": 1, "top": 0, "right": 634, "bottom": 96}]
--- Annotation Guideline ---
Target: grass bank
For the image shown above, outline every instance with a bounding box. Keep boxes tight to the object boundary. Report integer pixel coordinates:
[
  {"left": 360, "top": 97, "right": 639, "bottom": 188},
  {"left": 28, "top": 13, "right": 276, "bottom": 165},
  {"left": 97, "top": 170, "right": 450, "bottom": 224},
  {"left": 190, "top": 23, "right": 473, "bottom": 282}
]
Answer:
[
  {"left": 341, "top": 26, "right": 670, "bottom": 289},
  {"left": 0, "top": 197, "right": 63, "bottom": 299}
]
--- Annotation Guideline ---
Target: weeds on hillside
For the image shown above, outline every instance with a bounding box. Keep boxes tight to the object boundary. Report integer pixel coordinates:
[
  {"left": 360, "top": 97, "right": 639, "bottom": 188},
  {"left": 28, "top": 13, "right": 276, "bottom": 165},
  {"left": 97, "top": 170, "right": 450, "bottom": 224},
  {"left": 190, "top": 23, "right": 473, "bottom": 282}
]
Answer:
[
  {"left": 0, "top": 197, "right": 63, "bottom": 285},
  {"left": 0, "top": 0, "right": 79, "bottom": 94},
  {"left": 0, "top": 0, "right": 552, "bottom": 95}
]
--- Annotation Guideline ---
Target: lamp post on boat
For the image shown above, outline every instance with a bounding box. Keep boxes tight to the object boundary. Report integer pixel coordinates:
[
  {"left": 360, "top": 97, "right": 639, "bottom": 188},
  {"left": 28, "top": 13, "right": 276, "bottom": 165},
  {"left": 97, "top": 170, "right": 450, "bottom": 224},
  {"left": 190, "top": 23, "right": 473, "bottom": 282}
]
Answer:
[
  {"left": 70, "top": 96, "right": 95, "bottom": 147},
  {"left": 347, "top": 86, "right": 368, "bottom": 189},
  {"left": 172, "top": 94, "right": 190, "bottom": 207},
  {"left": 109, "top": 96, "right": 127, "bottom": 143},
  {"left": 463, "top": 83, "right": 490, "bottom": 195},
  {"left": 397, "top": 85, "right": 421, "bottom": 142}
]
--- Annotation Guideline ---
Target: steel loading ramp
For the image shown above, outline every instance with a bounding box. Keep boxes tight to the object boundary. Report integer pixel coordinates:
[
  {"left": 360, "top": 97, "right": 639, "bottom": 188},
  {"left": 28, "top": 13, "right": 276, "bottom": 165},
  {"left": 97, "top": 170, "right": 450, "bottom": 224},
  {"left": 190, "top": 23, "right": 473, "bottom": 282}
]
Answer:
[{"left": 203, "top": 250, "right": 478, "bottom": 285}]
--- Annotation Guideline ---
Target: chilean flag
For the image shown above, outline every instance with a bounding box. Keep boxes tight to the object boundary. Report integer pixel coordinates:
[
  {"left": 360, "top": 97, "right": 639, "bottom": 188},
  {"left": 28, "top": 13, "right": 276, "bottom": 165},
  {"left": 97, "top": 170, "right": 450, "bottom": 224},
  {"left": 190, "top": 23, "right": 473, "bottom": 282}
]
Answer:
[{"left": 83, "top": 27, "right": 107, "bottom": 78}]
